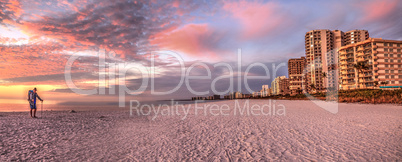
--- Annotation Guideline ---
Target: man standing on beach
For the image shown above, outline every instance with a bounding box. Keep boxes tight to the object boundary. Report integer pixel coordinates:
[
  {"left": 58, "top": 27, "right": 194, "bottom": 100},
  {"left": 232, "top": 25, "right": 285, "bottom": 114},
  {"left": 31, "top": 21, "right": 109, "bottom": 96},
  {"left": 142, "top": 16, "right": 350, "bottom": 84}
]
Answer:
[{"left": 28, "top": 88, "right": 43, "bottom": 118}]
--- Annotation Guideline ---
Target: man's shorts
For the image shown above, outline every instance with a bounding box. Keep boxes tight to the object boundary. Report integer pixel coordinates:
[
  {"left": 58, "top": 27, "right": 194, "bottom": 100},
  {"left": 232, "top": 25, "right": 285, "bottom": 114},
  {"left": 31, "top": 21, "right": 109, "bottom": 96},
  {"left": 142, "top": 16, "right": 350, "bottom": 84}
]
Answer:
[{"left": 30, "top": 104, "right": 36, "bottom": 109}]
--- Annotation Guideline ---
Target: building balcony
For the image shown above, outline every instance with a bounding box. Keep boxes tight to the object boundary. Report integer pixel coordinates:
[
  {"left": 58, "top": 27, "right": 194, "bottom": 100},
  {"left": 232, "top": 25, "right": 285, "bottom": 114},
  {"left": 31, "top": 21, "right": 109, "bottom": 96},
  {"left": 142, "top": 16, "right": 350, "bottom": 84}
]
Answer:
[
  {"left": 364, "top": 51, "right": 372, "bottom": 55},
  {"left": 364, "top": 46, "right": 372, "bottom": 49},
  {"left": 360, "top": 78, "right": 374, "bottom": 82},
  {"left": 364, "top": 73, "right": 373, "bottom": 77},
  {"left": 359, "top": 73, "right": 373, "bottom": 77},
  {"left": 347, "top": 55, "right": 354, "bottom": 58},
  {"left": 339, "top": 51, "right": 347, "bottom": 55},
  {"left": 340, "top": 56, "right": 347, "bottom": 60}
]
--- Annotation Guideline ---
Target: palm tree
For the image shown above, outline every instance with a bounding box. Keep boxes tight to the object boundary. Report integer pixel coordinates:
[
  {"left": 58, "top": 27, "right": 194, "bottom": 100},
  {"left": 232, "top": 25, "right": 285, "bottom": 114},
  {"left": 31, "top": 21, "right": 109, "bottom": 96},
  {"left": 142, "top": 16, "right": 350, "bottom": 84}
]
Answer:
[
  {"left": 353, "top": 61, "right": 370, "bottom": 89},
  {"left": 380, "top": 81, "right": 388, "bottom": 87},
  {"left": 322, "top": 72, "right": 327, "bottom": 92},
  {"left": 297, "top": 87, "right": 302, "bottom": 95},
  {"left": 374, "top": 81, "right": 379, "bottom": 89},
  {"left": 322, "top": 72, "right": 327, "bottom": 78},
  {"left": 310, "top": 84, "right": 316, "bottom": 94}
]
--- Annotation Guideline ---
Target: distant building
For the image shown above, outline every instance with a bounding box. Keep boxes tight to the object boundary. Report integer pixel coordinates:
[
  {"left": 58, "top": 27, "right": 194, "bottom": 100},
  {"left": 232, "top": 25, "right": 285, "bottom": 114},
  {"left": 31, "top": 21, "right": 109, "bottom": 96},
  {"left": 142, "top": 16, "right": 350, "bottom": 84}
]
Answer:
[
  {"left": 339, "top": 38, "right": 402, "bottom": 90},
  {"left": 261, "top": 85, "right": 270, "bottom": 97},
  {"left": 252, "top": 92, "right": 260, "bottom": 98},
  {"left": 234, "top": 92, "right": 243, "bottom": 99},
  {"left": 229, "top": 91, "right": 243, "bottom": 99},
  {"left": 242, "top": 94, "right": 252, "bottom": 99},
  {"left": 271, "top": 76, "right": 286, "bottom": 95}
]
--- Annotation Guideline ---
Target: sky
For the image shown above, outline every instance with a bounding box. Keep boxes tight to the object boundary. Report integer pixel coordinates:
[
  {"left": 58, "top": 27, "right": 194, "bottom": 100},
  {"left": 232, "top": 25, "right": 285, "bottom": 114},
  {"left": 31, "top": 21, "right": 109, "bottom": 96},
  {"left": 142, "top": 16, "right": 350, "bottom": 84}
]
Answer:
[{"left": 0, "top": 0, "right": 401, "bottom": 105}]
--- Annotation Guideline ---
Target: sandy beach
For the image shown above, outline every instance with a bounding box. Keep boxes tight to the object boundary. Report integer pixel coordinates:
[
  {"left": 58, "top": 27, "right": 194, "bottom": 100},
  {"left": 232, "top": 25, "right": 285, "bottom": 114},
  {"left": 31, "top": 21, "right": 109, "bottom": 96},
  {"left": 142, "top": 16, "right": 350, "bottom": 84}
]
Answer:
[{"left": 1, "top": 100, "right": 401, "bottom": 161}]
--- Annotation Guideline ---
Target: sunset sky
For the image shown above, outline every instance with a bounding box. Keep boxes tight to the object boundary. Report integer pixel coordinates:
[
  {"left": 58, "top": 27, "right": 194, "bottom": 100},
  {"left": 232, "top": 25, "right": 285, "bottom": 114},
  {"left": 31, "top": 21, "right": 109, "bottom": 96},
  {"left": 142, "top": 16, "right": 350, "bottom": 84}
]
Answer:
[{"left": 1, "top": 0, "right": 401, "bottom": 105}]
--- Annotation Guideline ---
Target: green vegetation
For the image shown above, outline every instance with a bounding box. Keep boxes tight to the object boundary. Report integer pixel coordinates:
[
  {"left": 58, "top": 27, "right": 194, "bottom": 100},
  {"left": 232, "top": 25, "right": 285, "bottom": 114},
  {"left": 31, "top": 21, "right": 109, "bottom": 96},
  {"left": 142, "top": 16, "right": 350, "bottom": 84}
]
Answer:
[
  {"left": 338, "top": 89, "right": 402, "bottom": 104},
  {"left": 257, "top": 89, "right": 402, "bottom": 104}
]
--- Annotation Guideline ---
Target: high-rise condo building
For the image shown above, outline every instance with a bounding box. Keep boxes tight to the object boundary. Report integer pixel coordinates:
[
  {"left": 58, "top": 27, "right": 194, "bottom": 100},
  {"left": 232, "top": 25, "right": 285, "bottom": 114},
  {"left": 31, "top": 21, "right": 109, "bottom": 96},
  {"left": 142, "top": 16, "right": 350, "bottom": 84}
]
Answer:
[
  {"left": 305, "top": 29, "right": 334, "bottom": 92},
  {"left": 305, "top": 29, "right": 369, "bottom": 92},
  {"left": 279, "top": 78, "right": 290, "bottom": 95},
  {"left": 339, "top": 38, "right": 402, "bottom": 89},
  {"left": 343, "top": 30, "right": 369, "bottom": 45},
  {"left": 288, "top": 57, "right": 306, "bottom": 95}
]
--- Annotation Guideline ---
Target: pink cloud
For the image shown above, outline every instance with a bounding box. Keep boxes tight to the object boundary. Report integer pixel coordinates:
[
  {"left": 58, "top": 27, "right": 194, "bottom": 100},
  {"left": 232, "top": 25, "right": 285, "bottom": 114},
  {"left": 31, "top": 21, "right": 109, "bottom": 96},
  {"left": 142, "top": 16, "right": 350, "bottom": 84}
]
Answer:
[
  {"left": 223, "top": 0, "right": 288, "bottom": 39},
  {"left": 149, "top": 23, "right": 223, "bottom": 60},
  {"left": 357, "top": 0, "right": 399, "bottom": 24}
]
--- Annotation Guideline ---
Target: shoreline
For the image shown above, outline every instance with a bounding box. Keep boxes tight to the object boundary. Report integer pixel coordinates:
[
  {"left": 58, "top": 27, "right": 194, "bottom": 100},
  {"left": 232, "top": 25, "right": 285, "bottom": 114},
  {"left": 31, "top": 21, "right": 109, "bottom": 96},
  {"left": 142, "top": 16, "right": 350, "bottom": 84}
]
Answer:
[{"left": 1, "top": 99, "right": 401, "bottom": 113}]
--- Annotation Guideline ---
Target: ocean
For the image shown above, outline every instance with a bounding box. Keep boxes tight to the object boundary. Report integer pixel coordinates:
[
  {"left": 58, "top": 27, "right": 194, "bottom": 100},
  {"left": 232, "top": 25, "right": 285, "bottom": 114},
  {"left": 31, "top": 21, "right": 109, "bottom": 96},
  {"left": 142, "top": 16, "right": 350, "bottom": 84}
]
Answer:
[{"left": 0, "top": 100, "right": 220, "bottom": 112}]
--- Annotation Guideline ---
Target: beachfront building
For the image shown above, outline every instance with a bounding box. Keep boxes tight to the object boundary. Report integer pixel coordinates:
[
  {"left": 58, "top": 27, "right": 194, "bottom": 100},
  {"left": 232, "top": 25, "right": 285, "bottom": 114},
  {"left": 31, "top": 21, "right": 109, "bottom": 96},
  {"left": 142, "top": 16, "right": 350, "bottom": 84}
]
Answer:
[
  {"left": 252, "top": 92, "right": 260, "bottom": 98},
  {"left": 305, "top": 29, "right": 336, "bottom": 92},
  {"left": 279, "top": 78, "right": 290, "bottom": 95},
  {"left": 242, "top": 94, "right": 252, "bottom": 99},
  {"left": 261, "top": 85, "right": 271, "bottom": 97},
  {"left": 305, "top": 29, "right": 369, "bottom": 92},
  {"left": 339, "top": 38, "right": 402, "bottom": 90},
  {"left": 228, "top": 91, "right": 243, "bottom": 99},
  {"left": 288, "top": 57, "right": 306, "bottom": 95},
  {"left": 344, "top": 30, "right": 370, "bottom": 45},
  {"left": 271, "top": 76, "right": 286, "bottom": 95}
]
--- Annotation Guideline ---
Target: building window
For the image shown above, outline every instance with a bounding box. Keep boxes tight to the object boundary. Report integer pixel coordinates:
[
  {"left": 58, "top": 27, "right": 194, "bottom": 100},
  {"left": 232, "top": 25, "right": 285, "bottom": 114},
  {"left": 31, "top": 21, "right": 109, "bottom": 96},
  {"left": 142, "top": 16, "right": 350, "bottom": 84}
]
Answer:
[
  {"left": 384, "top": 48, "right": 388, "bottom": 52},
  {"left": 398, "top": 49, "right": 401, "bottom": 52},
  {"left": 385, "top": 70, "right": 389, "bottom": 73},
  {"left": 390, "top": 54, "right": 394, "bottom": 57},
  {"left": 385, "top": 54, "right": 388, "bottom": 57},
  {"left": 385, "top": 59, "right": 388, "bottom": 62},
  {"left": 386, "top": 75, "right": 389, "bottom": 79}
]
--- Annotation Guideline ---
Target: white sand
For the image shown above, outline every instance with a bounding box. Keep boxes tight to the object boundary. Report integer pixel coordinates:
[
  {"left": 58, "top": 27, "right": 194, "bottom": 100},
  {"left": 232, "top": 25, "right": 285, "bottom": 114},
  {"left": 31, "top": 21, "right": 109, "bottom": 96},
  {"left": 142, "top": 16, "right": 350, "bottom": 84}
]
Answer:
[{"left": 1, "top": 100, "right": 401, "bottom": 161}]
